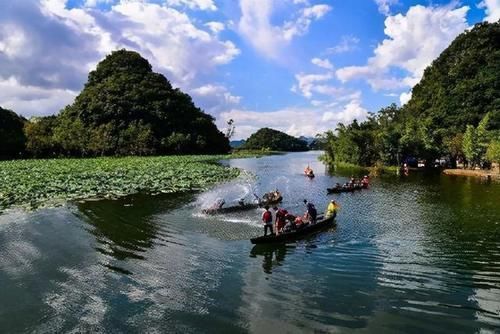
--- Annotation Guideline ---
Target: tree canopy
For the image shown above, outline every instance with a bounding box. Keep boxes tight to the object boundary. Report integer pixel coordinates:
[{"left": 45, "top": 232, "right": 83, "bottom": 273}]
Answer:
[
  {"left": 242, "top": 128, "right": 309, "bottom": 152},
  {"left": 0, "top": 107, "right": 26, "bottom": 159}
]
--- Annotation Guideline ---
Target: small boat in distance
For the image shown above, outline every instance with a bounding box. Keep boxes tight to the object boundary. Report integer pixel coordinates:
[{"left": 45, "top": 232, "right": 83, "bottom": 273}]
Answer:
[
  {"left": 250, "top": 215, "right": 335, "bottom": 244},
  {"left": 304, "top": 165, "right": 315, "bottom": 178}
]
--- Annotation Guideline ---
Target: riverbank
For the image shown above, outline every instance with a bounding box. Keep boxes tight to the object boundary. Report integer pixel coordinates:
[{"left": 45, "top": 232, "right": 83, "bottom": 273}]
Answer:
[
  {"left": 443, "top": 168, "right": 500, "bottom": 180},
  {"left": 0, "top": 155, "right": 241, "bottom": 211},
  {"left": 325, "top": 161, "right": 399, "bottom": 176}
]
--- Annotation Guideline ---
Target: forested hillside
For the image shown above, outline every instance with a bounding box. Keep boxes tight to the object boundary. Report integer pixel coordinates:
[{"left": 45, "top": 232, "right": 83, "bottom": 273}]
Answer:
[
  {"left": 242, "top": 128, "right": 309, "bottom": 152},
  {"left": 3, "top": 50, "right": 230, "bottom": 158},
  {"left": 322, "top": 21, "right": 500, "bottom": 168}
]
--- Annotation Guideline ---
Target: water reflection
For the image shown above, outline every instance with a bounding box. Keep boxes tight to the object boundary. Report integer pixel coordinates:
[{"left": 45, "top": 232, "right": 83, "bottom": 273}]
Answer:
[
  {"left": 250, "top": 244, "right": 289, "bottom": 274},
  {"left": 76, "top": 192, "right": 193, "bottom": 271}
]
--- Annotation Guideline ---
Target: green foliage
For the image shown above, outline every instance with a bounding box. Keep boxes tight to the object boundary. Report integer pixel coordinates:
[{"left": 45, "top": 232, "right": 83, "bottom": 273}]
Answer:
[
  {"left": 321, "top": 21, "right": 500, "bottom": 170},
  {"left": 24, "top": 116, "right": 61, "bottom": 158},
  {"left": 463, "top": 125, "right": 480, "bottom": 167},
  {"left": 0, "top": 155, "right": 240, "bottom": 210},
  {"left": 486, "top": 140, "right": 500, "bottom": 163},
  {"left": 26, "top": 49, "right": 230, "bottom": 157},
  {"left": 242, "top": 127, "right": 309, "bottom": 152},
  {"left": 0, "top": 106, "right": 26, "bottom": 159}
]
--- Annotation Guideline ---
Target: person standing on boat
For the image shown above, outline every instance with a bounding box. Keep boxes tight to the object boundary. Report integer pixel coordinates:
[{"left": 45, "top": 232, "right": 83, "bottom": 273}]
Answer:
[
  {"left": 326, "top": 200, "right": 339, "bottom": 218},
  {"left": 275, "top": 207, "right": 288, "bottom": 235},
  {"left": 303, "top": 200, "right": 317, "bottom": 224},
  {"left": 262, "top": 206, "right": 273, "bottom": 236}
]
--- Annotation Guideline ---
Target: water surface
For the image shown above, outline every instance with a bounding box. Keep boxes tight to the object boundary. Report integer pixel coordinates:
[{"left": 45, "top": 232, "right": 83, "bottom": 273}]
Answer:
[{"left": 1, "top": 152, "right": 499, "bottom": 333}]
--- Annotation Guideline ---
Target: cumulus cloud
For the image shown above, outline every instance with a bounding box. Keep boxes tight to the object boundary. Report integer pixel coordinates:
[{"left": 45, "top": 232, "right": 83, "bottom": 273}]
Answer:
[
  {"left": 479, "top": 0, "right": 500, "bottom": 22},
  {"left": 191, "top": 84, "right": 241, "bottom": 113},
  {"left": 336, "top": 4, "right": 469, "bottom": 92},
  {"left": 375, "top": 0, "right": 399, "bottom": 16},
  {"left": 0, "top": 77, "right": 77, "bottom": 117},
  {"left": 0, "top": 0, "right": 240, "bottom": 117},
  {"left": 238, "top": 0, "right": 331, "bottom": 59},
  {"left": 220, "top": 95, "right": 368, "bottom": 140},
  {"left": 311, "top": 57, "right": 333, "bottom": 70},
  {"left": 291, "top": 72, "right": 334, "bottom": 98},
  {"left": 221, "top": 84, "right": 367, "bottom": 140},
  {"left": 400, "top": 91, "right": 412, "bottom": 105},
  {"left": 166, "top": 0, "right": 217, "bottom": 11},
  {"left": 325, "top": 35, "right": 360, "bottom": 54}
]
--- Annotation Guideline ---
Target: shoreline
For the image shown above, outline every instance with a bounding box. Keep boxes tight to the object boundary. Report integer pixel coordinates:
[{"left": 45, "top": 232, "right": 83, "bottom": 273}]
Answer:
[{"left": 442, "top": 169, "right": 500, "bottom": 180}]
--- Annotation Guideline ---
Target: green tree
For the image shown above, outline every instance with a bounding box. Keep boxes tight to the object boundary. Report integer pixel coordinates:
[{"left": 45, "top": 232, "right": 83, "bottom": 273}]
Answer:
[
  {"left": 463, "top": 125, "right": 480, "bottom": 168},
  {"left": 0, "top": 107, "right": 26, "bottom": 159}
]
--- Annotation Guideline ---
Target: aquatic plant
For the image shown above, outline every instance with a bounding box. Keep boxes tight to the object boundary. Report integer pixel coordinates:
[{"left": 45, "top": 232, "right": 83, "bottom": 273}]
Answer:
[{"left": 0, "top": 155, "right": 239, "bottom": 210}]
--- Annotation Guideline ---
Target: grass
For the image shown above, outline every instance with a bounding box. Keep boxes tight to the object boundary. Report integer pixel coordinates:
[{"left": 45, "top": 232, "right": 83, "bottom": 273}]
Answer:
[{"left": 0, "top": 155, "right": 240, "bottom": 210}]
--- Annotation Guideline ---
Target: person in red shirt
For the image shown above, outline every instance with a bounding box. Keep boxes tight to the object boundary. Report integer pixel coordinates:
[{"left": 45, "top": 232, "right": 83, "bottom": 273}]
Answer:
[{"left": 262, "top": 206, "right": 274, "bottom": 236}]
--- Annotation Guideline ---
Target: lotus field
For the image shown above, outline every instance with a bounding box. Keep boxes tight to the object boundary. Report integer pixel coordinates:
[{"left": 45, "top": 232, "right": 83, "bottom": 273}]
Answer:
[{"left": 0, "top": 156, "right": 239, "bottom": 210}]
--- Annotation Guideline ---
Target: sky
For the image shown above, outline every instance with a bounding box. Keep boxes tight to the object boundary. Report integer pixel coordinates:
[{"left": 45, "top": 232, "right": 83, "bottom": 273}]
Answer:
[{"left": 0, "top": 0, "right": 499, "bottom": 140}]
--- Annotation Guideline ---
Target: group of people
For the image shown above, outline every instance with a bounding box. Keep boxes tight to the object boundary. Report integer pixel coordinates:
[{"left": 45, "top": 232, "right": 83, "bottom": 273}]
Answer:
[
  {"left": 332, "top": 175, "right": 369, "bottom": 191},
  {"left": 304, "top": 166, "right": 314, "bottom": 177},
  {"left": 261, "top": 199, "right": 339, "bottom": 236}
]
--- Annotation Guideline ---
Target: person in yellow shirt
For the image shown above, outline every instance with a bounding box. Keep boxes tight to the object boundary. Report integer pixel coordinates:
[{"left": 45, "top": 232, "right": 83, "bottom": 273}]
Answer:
[{"left": 326, "top": 200, "right": 339, "bottom": 218}]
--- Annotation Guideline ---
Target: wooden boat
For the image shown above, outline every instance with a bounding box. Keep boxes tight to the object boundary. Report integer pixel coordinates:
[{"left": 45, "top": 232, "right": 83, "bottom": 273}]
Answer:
[
  {"left": 202, "top": 194, "right": 283, "bottom": 215},
  {"left": 327, "top": 183, "right": 367, "bottom": 194},
  {"left": 250, "top": 215, "right": 335, "bottom": 244},
  {"left": 305, "top": 171, "right": 315, "bottom": 178}
]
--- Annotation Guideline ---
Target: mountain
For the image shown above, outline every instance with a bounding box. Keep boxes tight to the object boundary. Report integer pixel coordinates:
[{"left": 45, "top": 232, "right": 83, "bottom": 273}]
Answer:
[
  {"left": 403, "top": 21, "right": 500, "bottom": 149},
  {"left": 26, "top": 49, "right": 230, "bottom": 157},
  {"left": 241, "top": 128, "right": 309, "bottom": 152},
  {"left": 230, "top": 139, "right": 246, "bottom": 148},
  {"left": 0, "top": 106, "right": 26, "bottom": 159}
]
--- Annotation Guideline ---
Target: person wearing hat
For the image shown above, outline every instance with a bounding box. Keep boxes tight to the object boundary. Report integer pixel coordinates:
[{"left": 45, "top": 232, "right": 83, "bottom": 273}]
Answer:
[{"left": 326, "top": 199, "right": 339, "bottom": 218}]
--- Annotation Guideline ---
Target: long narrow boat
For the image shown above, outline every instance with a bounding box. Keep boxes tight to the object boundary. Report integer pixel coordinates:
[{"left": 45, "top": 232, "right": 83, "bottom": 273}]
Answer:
[
  {"left": 327, "top": 183, "right": 367, "bottom": 194},
  {"left": 250, "top": 215, "right": 335, "bottom": 244},
  {"left": 202, "top": 196, "right": 283, "bottom": 215}
]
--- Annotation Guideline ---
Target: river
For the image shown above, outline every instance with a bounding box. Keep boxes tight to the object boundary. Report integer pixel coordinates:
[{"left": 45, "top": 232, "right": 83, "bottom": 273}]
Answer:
[{"left": 1, "top": 151, "right": 499, "bottom": 333}]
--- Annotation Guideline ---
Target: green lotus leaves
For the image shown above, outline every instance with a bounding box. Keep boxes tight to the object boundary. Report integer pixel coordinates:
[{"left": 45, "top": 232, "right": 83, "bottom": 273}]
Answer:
[{"left": 0, "top": 155, "right": 239, "bottom": 210}]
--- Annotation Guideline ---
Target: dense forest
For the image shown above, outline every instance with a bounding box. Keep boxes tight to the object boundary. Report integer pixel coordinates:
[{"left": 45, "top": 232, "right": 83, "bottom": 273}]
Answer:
[
  {"left": 0, "top": 107, "right": 26, "bottom": 159},
  {"left": 1, "top": 50, "right": 230, "bottom": 159},
  {"left": 321, "top": 21, "right": 500, "bottom": 169},
  {"left": 241, "top": 128, "right": 309, "bottom": 151}
]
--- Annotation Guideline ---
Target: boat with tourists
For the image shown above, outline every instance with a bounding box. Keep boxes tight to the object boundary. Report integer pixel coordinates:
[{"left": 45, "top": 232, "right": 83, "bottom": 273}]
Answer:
[
  {"left": 327, "top": 176, "right": 369, "bottom": 194},
  {"left": 202, "top": 190, "right": 283, "bottom": 215},
  {"left": 251, "top": 214, "right": 335, "bottom": 244},
  {"left": 304, "top": 165, "right": 315, "bottom": 178}
]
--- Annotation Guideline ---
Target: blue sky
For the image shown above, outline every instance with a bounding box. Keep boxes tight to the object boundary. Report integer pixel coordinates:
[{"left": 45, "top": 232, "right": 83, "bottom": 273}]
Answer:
[{"left": 0, "top": 0, "right": 499, "bottom": 139}]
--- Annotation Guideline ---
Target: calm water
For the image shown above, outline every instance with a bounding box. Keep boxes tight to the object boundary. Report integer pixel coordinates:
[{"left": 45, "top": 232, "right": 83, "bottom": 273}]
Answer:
[{"left": 1, "top": 152, "right": 499, "bottom": 333}]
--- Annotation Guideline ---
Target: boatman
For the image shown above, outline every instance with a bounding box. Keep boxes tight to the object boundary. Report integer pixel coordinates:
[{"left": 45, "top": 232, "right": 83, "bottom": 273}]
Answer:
[
  {"left": 326, "top": 200, "right": 339, "bottom": 219},
  {"left": 262, "top": 206, "right": 274, "bottom": 236}
]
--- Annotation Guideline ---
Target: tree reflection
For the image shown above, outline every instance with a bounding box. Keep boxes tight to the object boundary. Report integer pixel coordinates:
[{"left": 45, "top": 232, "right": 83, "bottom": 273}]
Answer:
[{"left": 76, "top": 192, "right": 194, "bottom": 265}]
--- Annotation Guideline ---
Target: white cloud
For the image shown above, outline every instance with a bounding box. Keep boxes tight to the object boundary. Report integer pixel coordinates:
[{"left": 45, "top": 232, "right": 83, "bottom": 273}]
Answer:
[
  {"left": 479, "top": 0, "right": 500, "bottom": 22},
  {"left": 0, "top": 0, "right": 240, "bottom": 117},
  {"left": 191, "top": 84, "right": 241, "bottom": 113},
  {"left": 375, "top": 0, "right": 399, "bottom": 16},
  {"left": 292, "top": 72, "right": 334, "bottom": 98},
  {"left": 311, "top": 57, "right": 333, "bottom": 70},
  {"left": 322, "top": 100, "right": 368, "bottom": 124},
  {"left": 0, "top": 77, "right": 77, "bottom": 117},
  {"left": 238, "top": 0, "right": 331, "bottom": 59},
  {"left": 166, "top": 0, "right": 217, "bottom": 11},
  {"left": 205, "top": 21, "right": 225, "bottom": 34},
  {"left": 84, "top": 0, "right": 114, "bottom": 8},
  {"left": 400, "top": 91, "right": 412, "bottom": 105},
  {"left": 220, "top": 96, "right": 367, "bottom": 140},
  {"left": 336, "top": 4, "right": 469, "bottom": 91},
  {"left": 325, "top": 35, "right": 360, "bottom": 54}
]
